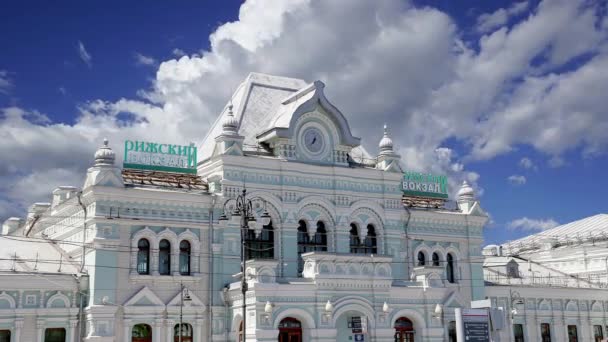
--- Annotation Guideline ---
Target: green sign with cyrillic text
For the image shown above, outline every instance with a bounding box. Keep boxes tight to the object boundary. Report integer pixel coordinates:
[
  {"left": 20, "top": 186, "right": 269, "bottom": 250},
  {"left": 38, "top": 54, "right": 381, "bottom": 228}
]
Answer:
[
  {"left": 123, "top": 140, "right": 197, "bottom": 174},
  {"left": 402, "top": 171, "right": 448, "bottom": 199}
]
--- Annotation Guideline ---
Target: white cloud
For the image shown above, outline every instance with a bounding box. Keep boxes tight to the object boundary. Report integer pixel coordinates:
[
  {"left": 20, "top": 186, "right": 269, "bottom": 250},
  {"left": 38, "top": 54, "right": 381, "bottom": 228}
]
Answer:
[
  {"left": 477, "top": 1, "right": 529, "bottom": 33},
  {"left": 58, "top": 87, "right": 67, "bottom": 95},
  {"left": 77, "top": 41, "right": 92, "bottom": 67},
  {"left": 507, "top": 175, "right": 526, "bottom": 185},
  {"left": 1, "top": 0, "right": 607, "bottom": 221},
  {"left": 508, "top": 217, "right": 559, "bottom": 231},
  {"left": 134, "top": 52, "right": 157, "bottom": 66},
  {"left": 518, "top": 157, "right": 536, "bottom": 170},
  {"left": 172, "top": 48, "right": 186, "bottom": 57},
  {"left": 0, "top": 70, "right": 13, "bottom": 94}
]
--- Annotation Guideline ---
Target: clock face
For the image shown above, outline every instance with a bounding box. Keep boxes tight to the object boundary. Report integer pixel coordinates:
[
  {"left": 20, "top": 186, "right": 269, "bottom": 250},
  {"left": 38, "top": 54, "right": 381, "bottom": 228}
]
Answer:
[{"left": 303, "top": 128, "right": 324, "bottom": 154}]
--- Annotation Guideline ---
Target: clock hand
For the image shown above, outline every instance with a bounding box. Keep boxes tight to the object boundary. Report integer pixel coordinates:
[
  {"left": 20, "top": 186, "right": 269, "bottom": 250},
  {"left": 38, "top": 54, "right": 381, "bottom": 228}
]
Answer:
[{"left": 312, "top": 137, "right": 316, "bottom": 144}]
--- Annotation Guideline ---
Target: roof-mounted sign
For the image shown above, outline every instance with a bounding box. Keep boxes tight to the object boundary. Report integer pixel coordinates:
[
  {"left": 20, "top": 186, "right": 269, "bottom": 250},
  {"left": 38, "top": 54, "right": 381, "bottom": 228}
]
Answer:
[
  {"left": 402, "top": 171, "right": 448, "bottom": 199},
  {"left": 123, "top": 140, "right": 197, "bottom": 174}
]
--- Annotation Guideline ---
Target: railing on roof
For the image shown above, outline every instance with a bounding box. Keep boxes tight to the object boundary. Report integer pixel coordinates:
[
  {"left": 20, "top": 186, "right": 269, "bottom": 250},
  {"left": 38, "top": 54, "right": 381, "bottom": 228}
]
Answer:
[{"left": 484, "top": 268, "right": 606, "bottom": 289}]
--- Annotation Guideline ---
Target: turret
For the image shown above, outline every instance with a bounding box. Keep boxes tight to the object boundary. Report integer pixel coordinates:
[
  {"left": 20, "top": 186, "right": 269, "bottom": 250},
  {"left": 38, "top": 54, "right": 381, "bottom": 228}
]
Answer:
[{"left": 375, "top": 124, "right": 401, "bottom": 172}]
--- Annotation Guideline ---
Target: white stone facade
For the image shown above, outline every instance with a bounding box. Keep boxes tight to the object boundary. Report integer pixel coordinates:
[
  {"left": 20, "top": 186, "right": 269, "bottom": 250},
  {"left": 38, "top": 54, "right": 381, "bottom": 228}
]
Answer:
[{"left": 1, "top": 72, "right": 604, "bottom": 342}]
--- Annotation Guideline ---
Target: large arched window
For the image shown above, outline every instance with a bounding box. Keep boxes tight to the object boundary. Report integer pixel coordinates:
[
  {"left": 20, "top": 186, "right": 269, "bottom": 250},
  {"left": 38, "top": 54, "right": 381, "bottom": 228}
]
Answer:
[
  {"left": 432, "top": 252, "right": 440, "bottom": 266},
  {"left": 394, "top": 317, "right": 415, "bottom": 342},
  {"left": 349, "top": 223, "right": 361, "bottom": 253},
  {"left": 278, "top": 317, "right": 302, "bottom": 342},
  {"left": 351, "top": 223, "right": 378, "bottom": 254},
  {"left": 297, "top": 220, "right": 328, "bottom": 275},
  {"left": 174, "top": 323, "right": 193, "bottom": 342},
  {"left": 417, "top": 251, "right": 426, "bottom": 266},
  {"left": 159, "top": 239, "right": 171, "bottom": 275},
  {"left": 446, "top": 253, "right": 455, "bottom": 283},
  {"left": 245, "top": 221, "right": 274, "bottom": 260},
  {"left": 364, "top": 224, "right": 377, "bottom": 254},
  {"left": 179, "top": 240, "right": 191, "bottom": 276},
  {"left": 137, "top": 238, "right": 150, "bottom": 275}
]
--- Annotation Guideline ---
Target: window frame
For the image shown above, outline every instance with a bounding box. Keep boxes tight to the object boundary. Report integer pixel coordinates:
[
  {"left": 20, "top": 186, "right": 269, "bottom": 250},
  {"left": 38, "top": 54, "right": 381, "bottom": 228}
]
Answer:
[
  {"left": 179, "top": 240, "right": 191, "bottom": 276},
  {"left": 159, "top": 239, "right": 171, "bottom": 275},
  {"left": 137, "top": 238, "right": 150, "bottom": 275}
]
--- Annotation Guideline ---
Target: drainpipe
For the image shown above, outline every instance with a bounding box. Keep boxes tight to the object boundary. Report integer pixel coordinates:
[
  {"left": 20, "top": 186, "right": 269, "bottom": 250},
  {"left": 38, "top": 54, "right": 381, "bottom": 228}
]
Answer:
[
  {"left": 402, "top": 205, "right": 412, "bottom": 280},
  {"left": 77, "top": 192, "right": 87, "bottom": 273},
  {"left": 208, "top": 194, "right": 216, "bottom": 342}
]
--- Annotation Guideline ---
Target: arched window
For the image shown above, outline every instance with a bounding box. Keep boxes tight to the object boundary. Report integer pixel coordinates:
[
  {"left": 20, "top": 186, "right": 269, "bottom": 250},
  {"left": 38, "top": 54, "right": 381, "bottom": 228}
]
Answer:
[
  {"left": 159, "top": 239, "right": 171, "bottom": 275},
  {"left": 44, "top": 328, "right": 66, "bottom": 342},
  {"left": 297, "top": 220, "right": 328, "bottom": 276},
  {"left": 137, "top": 238, "right": 150, "bottom": 275},
  {"left": 446, "top": 253, "right": 455, "bottom": 283},
  {"left": 132, "top": 324, "right": 152, "bottom": 342},
  {"left": 314, "top": 221, "right": 328, "bottom": 251},
  {"left": 432, "top": 252, "right": 440, "bottom": 266},
  {"left": 238, "top": 321, "right": 243, "bottom": 342},
  {"left": 394, "top": 317, "right": 415, "bottom": 342},
  {"left": 278, "top": 317, "right": 302, "bottom": 342},
  {"left": 448, "top": 321, "right": 456, "bottom": 342},
  {"left": 174, "top": 323, "right": 193, "bottom": 342},
  {"left": 417, "top": 251, "right": 426, "bottom": 266},
  {"left": 364, "top": 224, "right": 377, "bottom": 254},
  {"left": 179, "top": 240, "right": 191, "bottom": 276},
  {"left": 245, "top": 220, "right": 274, "bottom": 260},
  {"left": 349, "top": 223, "right": 361, "bottom": 253}
]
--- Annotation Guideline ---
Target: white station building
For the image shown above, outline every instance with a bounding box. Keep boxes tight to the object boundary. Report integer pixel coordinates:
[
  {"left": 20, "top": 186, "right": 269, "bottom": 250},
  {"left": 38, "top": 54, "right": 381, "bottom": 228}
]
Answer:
[{"left": 0, "top": 73, "right": 606, "bottom": 342}]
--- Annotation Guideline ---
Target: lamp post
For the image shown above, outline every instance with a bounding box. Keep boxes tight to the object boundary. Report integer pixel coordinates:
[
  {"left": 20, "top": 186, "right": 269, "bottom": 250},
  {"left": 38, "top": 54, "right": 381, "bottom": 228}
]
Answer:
[
  {"left": 179, "top": 282, "right": 192, "bottom": 342},
  {"left": 219, "top": 189, "right": 270, "bottom": 342}
]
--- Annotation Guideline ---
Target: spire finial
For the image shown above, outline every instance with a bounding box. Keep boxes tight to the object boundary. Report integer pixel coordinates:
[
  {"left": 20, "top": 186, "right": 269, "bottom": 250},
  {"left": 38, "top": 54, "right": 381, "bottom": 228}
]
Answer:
[
  {"left": 103, "top": 138, "right": 108, "bottom": 146},
  {"left": 222, "top": 101, "right": 239, "bottom": 134},
  {"left": 94, "top": 138, "right": 115, "bottom": 166},
  {"left": 378, "top": 123, "right": 394, "bottom": 154}
]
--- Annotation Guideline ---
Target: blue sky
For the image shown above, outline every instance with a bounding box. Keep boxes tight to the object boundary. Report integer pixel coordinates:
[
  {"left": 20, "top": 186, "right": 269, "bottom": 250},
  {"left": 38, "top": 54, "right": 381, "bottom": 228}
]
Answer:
[{"left": 1, "top": 0, "right": 607, "bottom": 245}]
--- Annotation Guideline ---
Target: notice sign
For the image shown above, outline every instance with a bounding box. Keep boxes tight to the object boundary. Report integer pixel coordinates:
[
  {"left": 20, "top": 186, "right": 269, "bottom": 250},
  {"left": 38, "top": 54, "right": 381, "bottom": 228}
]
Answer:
[
  {"left": 402, "top": 171, "right": 448, "bottom": 199},
  {"left": 455, "top": 308, "right": 490, "bottom": 342},
  {"left": 123, "top": 140, "right": 197, "bottom": 174}
]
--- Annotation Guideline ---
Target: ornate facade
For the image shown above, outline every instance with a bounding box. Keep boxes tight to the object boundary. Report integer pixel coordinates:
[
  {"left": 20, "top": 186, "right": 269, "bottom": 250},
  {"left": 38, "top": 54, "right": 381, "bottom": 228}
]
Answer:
[{"left": 3, "top": 72, "right": 601, "bottom": 342}]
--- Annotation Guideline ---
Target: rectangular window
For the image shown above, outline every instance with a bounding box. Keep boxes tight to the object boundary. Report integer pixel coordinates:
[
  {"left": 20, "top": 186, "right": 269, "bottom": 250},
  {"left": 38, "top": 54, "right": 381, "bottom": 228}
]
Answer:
[
  {"left": 540, "top": 323, "right": 551, "bottom": 342},
  {"left": 567, "top": 325, "right": 578, "bottom": 342},
  {"left": 594, "top": 325, "right": 603, "bottom": 342},
  {"left": 513, "top": 324, "right": 525, "bottom": 342},
  {"left": 44, "top": 328, "right": 66, "bottom": 342}
]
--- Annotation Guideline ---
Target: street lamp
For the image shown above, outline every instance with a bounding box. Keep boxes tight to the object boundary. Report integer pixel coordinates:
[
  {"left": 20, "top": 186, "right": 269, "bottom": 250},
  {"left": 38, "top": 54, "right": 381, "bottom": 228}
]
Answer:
[
  {"left": 219, "top": 188, "right": 270, "bottom": 342},
  {"left": 179, "top": 282, "right": 192, "bottom": 342}
]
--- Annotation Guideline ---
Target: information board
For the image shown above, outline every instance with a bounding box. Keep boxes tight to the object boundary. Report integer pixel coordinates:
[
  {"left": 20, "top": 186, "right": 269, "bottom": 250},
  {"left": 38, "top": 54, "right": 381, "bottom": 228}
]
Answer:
[{"left": 455, "top": 308, "right": 490, "bottom": 342}]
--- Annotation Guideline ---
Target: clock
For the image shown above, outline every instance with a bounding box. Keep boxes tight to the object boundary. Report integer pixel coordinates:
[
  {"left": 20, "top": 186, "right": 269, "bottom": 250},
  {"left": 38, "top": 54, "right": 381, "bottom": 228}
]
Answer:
[{"left": 303, "top": 127, "right": 324, "bottom": 154}]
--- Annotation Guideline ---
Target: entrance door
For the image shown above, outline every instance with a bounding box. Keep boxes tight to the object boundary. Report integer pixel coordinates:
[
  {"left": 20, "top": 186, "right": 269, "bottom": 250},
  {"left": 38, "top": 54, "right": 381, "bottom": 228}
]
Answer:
[
  {"left": 394, "top": 317, "right": 415, "bottom": 342},
  {"left": 278, "top": 317, "right": 302, "bottom": 342}
]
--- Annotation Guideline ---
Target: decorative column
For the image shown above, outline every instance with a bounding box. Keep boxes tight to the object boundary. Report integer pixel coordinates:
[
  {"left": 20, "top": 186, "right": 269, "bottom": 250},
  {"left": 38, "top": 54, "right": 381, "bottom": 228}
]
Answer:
[
  {"left": 153, "top": 318, "right": 163, "bottom": 342},
  {"left": 123, "top": 320, "right": 131, "bottom": 342},
  {"left": 14, "top": 319, "right": 23, "bottom": 342},
  {"left": 17, "top": 290, "right": 23, "bottom": 308},
  {"left": 195, "top": 318, "right": 204, "bottom": 341},
  {"left": 69, "top": 320, "right": 78, "bottom": 342},
  {"left": 172, "top": 249, "right": 180, "bottom": 276},
  {"left": 165, "top": 319, "right": 175, "bottom": 342},
  {"left": 36, "top": 319, "right": 45, "bottom": 342},
  {"left": 152, "top": 249, "right": 160, "bottom": 276}
]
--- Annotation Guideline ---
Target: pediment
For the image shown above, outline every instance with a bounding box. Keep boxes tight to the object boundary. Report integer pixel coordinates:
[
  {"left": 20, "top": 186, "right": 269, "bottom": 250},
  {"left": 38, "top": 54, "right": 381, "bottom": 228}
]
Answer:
[
  {"left": 443, "top": 290, "right": 465, "bottom": 308},
  {"left": 468, "top": 201, "right": 487, "bottom": 217},
  {"left": 167, "top": 287, "right": 204, "bottom": 307},
  {"left": 256, "top": 81, "right": 360, "bottom": 147},
  {"left": 124, "top": 286, "right": 165, "bottom": 307}
]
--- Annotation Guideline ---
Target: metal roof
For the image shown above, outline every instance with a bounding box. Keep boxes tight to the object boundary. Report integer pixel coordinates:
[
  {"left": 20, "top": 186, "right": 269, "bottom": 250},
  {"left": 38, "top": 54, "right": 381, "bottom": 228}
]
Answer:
[{"left": 501, "top": 213, "right": 608, "bottom": 254}]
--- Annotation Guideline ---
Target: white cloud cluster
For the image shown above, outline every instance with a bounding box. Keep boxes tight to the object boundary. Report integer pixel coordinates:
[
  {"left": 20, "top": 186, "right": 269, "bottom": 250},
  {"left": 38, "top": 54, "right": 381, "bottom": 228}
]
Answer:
[
  {"left": 134, "top": 52, "right": 157, "bottom": 66},
  {"left": 1, "top": 0, "right": 607, "bottom": 221},
  {"left": 77, "top": 41, "right": 92, "bottom": 67},
  {"left": 476, "top": 1, "right": 529, "bottom": 33},
  {"left": 508, "top": 217, "right": 559, "bottom": 231},
  {"left": 518, "top": 157, "right": 536, "bottom": 170},
  {"left": 507, "top": 175, "right": 527, "bottom": 185}
]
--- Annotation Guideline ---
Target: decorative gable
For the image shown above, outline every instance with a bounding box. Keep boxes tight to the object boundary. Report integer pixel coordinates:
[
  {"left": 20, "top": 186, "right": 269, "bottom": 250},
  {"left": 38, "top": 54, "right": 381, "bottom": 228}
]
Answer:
[
  {"left": 167, "top": 287, "right": 204, "bottom": 307},
  {"left": 124, "top": 286, "right": 165, "bottom": 307}
]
